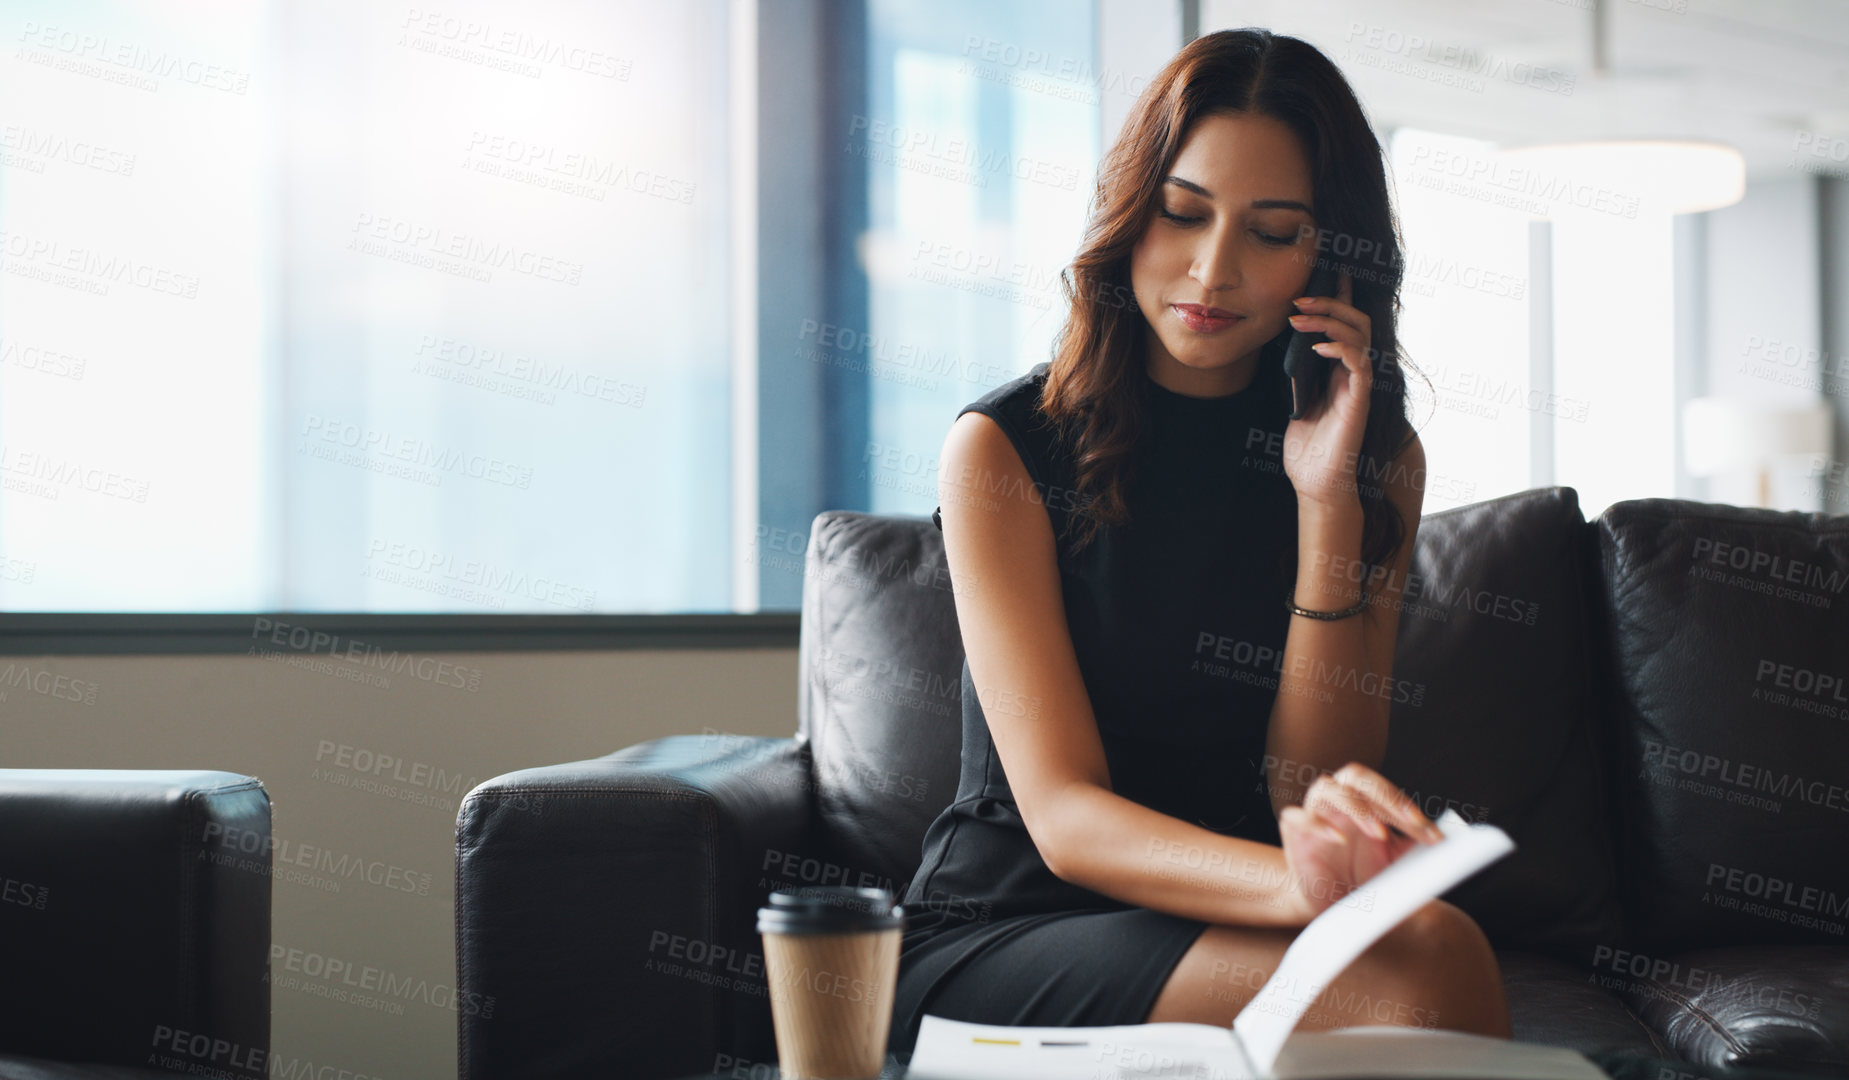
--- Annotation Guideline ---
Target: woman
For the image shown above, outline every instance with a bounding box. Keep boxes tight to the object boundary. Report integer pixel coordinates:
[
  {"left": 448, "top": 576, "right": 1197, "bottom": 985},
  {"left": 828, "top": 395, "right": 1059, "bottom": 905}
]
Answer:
[{"left": 891, "top": 27, "right": 1511, "bottom": 1056}]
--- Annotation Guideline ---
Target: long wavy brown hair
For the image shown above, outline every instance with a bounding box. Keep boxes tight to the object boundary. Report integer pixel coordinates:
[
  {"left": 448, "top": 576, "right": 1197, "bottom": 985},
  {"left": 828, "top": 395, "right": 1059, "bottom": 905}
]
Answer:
[{"left": 1039, "top": 27, "right": 1426, "bottom": 582}]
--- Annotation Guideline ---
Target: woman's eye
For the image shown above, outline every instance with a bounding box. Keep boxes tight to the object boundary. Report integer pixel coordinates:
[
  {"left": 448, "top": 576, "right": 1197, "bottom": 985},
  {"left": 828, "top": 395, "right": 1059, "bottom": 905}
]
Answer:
[{"left": 1158, "top": 209, "right": 1296, "bottom": 246}]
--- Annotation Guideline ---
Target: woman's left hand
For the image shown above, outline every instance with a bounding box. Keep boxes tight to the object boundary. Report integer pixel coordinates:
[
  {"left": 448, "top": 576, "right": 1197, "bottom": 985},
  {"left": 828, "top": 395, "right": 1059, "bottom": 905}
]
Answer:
[{"left": 1281, "top": 269, "right": 1373, "bottom": 509}]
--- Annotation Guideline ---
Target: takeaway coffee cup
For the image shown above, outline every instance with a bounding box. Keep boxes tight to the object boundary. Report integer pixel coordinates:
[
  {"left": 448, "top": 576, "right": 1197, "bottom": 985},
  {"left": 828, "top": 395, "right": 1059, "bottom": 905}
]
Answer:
[{"left": 756, "top": 886, "right": 906, "bottom": 1079}]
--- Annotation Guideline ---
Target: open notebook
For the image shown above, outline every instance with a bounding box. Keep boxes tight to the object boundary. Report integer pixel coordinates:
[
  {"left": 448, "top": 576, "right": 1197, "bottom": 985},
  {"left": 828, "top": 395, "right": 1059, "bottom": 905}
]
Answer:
[{"left": 906, "top": 809, "right": 1606, "bottom": 1080}]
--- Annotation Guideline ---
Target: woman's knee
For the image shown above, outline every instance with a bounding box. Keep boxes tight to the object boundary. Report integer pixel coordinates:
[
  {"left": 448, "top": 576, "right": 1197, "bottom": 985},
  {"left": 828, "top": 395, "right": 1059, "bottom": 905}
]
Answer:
[
  {"left": 1145, "top": 923, "right": 1292, "bottom": 1025},
  {"left": 1151, "top": 901, "right": 1508, "bottom": 1034},
  {"left": 1368, "top": 899, "right": 1494, "bottom": 965},
  {"left": 1355, "top": 899, "right": 1507, "bottom": 1033}
]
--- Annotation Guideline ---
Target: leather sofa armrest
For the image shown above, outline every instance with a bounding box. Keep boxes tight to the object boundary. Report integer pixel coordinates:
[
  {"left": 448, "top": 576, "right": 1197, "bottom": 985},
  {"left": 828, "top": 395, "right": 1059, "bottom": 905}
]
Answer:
[
  {"left": 456, "top": 733, "right": 819, "bottom": 1080},
  {"left": 0, "top": 769, "right": 272, "bottom": 1076}
]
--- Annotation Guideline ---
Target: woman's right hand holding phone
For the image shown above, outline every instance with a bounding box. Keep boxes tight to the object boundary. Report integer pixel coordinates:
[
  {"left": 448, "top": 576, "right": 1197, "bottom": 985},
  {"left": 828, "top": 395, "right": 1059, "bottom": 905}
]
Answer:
[{"left": 1276, "top": 762, "right": 1445, "bottom": 922}]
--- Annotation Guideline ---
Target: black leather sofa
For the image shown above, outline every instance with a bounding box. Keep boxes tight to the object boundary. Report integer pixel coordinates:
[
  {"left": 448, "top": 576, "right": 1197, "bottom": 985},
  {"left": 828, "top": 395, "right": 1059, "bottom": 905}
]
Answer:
[
  {"left": 455, "top": 487, "right": 1849, "bottom": 1079},
  {"left": 0, "top": 770, "right": 272, "bottom": 1080}
]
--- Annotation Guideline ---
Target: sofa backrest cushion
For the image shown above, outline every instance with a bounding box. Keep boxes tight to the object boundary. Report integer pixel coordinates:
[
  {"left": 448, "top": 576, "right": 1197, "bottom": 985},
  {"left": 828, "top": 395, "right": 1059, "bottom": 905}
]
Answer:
[
  {"left": 1380, "top": 486, "right": 1625, "bottom": 960},
  {"left": 1596, "top": 498, "right": 1849, "bottom": 953},
  {"left": 798, "top": 511, "right": 965, "bottom": 894}
]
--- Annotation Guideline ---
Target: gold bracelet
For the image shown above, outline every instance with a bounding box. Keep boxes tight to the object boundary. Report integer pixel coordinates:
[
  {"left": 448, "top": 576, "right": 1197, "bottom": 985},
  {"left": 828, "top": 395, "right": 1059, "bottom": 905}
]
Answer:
[{"left": 1284, "top": 585, "right": 1370, "bottom": 621}]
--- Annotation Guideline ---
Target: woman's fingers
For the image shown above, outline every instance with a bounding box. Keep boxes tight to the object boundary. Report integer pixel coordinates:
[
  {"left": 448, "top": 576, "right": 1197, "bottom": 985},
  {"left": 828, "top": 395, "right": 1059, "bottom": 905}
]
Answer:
[
  {"left": 1304, "top": 771, "right": 1391, "bottom": 841},
  {"left": 1305, "top": 779, "right": 1382, "bottom": 842},
  {"left": 1283, "top": 762, "right": 1451, "bottom": 913},
  {"left": 1281, "top": 804, "right": 1343, "bottom": 852},
  {"left": 1279, "top": 805, "right": 1353, "bottom": 914},
  {"left": 1283, "top": 761, "right": 1441, "bottom": 882},
  {"left": 1285, "top": 311, "right": 1365, "bottom": 352},
  {"left": 1288, "top": 271, "right": 1370, "bottom": 349},
  {"left": 1349, "top": 829, "right": 1394, "bottom": 883},
  {"left": 1328, "top": 763, "right": 1443, "bottom": 844},
  {"left": 1306, "top": 794, "right": 1390, "bottom": 884},
  {"left": 1300, "top": 768, "right": 1436, "bottom": 873}
]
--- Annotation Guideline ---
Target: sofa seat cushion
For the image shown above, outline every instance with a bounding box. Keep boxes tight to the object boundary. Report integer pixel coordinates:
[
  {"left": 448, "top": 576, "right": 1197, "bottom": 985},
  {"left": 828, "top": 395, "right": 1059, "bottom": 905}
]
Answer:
[
  {"left": 1498, "top": 949, "right": 1668, "bottom": 1058},
  {"left": 1614, "top": 944, "right": 1849, "bottom": 1072}
]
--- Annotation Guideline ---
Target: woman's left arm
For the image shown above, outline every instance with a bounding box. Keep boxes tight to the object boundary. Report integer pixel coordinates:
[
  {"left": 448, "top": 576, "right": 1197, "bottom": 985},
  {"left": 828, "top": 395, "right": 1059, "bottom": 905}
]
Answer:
[
  {"left": 1266, "top": 269, "right": 1427, "bottom": 818},
  {"left": 1266, "top": 436, "right": 1425, "bottom": 813}
]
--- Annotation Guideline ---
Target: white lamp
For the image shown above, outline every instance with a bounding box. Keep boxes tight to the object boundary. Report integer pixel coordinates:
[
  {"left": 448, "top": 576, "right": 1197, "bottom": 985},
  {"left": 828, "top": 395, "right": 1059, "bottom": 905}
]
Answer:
[
  {"left": 1683, "top": 397, "right": 1834, "bottom": 509},
  {"left": 1492, "top": 140, "right": 1746, "bottom": 220}
]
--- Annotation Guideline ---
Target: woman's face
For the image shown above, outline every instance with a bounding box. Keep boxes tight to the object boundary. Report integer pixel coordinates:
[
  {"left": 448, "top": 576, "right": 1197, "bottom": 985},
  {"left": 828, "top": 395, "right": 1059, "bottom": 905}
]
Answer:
[{"left": 1129, "top": 110, "right": 1318, "bottom": 396}]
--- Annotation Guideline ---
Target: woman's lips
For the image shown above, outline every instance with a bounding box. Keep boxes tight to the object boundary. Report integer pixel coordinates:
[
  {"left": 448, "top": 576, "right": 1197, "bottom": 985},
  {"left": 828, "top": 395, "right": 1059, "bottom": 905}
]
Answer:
[{"left": 1172, "top": 304, "right": 1243, "bottom": 332}]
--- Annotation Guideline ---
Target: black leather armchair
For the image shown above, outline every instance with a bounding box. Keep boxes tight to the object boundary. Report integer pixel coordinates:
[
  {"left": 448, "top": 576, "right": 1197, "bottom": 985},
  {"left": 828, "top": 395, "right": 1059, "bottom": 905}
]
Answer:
[
  {"left": 0, "top": 770, "right": 272, "bottom": 1079},
  {"left": 454, "top": 487, "right": 1849, "bottom": 1079}
]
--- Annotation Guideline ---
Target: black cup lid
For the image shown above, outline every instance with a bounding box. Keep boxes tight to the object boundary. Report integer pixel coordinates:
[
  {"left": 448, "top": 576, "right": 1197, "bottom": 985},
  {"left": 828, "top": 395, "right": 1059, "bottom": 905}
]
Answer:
[{"left": 757, "top": 886, "right": 905, "bottom": 935}]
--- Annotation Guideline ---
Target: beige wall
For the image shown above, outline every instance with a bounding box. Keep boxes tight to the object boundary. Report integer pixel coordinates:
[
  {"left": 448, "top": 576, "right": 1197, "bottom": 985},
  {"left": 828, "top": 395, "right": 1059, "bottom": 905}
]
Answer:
[{"left": 4, "top": 647, "right": 800, "bottom": 1079}]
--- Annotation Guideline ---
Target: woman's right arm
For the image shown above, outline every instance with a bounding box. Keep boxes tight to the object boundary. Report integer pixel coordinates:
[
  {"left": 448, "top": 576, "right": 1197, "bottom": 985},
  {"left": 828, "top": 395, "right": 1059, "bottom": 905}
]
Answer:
[{"left": 937, "top": 411, "right": 1317, "bottom": 930}]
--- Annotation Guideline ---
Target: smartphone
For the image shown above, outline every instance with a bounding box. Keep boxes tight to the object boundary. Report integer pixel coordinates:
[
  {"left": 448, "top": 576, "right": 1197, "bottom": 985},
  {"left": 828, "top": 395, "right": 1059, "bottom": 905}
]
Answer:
[{"left": 1283, "top": 262, "right": 1343, "bottom": 420}]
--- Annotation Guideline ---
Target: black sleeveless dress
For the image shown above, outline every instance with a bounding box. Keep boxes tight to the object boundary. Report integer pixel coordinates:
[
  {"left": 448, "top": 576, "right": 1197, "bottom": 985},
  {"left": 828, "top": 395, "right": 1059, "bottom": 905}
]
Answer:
[{"left": 890, "top": 355, "right": 1301, "bottom": 1058}]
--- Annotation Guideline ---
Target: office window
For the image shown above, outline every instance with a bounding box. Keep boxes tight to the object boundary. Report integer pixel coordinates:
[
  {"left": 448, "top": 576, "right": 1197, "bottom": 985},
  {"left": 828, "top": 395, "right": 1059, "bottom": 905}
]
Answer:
[
  {"left": 1, "top": 0, "right": 731, "bottom": 612},
  {"left": 4, "top": 0, "right": 1115, "bottom": 616},
  {"left": 1387, "top": 127, "right": 1538, "bottom": 514},
  {"left": 858, "top": 0, "right": 1100, "bottom": 516}
]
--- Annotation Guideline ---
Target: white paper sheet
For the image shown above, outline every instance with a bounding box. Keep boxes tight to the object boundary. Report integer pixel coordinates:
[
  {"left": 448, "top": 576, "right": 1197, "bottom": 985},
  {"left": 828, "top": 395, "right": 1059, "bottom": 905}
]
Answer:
[
  {"left": 909, "top": 1014, "right": 1255, "bottom": 1079},
  {"left": 907, "top": 1015, "right": 1609, "bottom": 1080}
]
